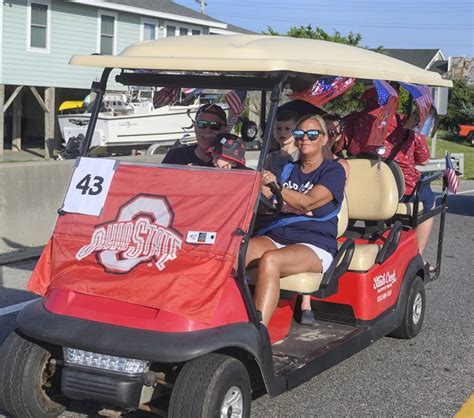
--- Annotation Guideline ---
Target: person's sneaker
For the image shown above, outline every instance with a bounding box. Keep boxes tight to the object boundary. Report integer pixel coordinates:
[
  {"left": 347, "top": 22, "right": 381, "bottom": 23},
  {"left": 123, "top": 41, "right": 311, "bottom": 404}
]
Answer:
[{"left": 300, "top": 309, "right": 316, "bottom": 325}]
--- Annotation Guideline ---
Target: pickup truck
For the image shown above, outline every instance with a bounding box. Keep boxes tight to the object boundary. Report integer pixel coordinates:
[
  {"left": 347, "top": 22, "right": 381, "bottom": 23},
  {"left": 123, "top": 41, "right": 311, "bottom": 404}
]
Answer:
[{"left": 458, "top": 124, "right": 474, "bottom": 145}]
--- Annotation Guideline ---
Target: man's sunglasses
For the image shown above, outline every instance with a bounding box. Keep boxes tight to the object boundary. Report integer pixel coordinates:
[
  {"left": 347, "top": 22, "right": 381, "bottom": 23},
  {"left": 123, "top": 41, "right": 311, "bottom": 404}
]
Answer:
[
  {"left": 196, "top": 119, "right": 224, "bottom": 131},
  {"left": 293, "top": 129, "right": 323, "bottom": 142}
]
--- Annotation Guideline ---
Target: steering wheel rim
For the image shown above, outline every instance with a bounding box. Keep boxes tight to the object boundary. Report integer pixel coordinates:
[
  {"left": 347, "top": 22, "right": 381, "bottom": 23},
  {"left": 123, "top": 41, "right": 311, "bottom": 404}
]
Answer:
[{"left": 257, "top": 182, "right": 283, "bottom": 218}]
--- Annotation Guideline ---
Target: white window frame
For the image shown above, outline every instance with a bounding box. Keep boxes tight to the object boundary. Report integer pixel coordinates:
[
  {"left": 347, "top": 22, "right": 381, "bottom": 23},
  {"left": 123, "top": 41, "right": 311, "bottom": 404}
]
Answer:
[
  {"left": 97, "top": 10, "right": 118, "bottom": 55},
  {"left": 140, "top": 17, "right": 159, "bottom": 41},
  {"left": 26, "top": 0, "right": 51, "bottom": 53},
  {"left": 164, "top": 21, "right": 202, "bottom": 37}
]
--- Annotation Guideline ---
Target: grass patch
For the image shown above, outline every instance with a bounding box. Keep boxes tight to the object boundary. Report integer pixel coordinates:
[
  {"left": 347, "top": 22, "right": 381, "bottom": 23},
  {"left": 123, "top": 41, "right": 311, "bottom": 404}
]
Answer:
[{"left": 428, "top": 134, "right": 474, "bottom": 180}]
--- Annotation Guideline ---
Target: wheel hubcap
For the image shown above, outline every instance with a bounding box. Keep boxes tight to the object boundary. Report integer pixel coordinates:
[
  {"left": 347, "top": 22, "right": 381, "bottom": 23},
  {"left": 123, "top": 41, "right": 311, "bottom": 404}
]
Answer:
[
  {"left": 412, "top": 292, "right": 423, "bottom": 325},
  {"left": 220, "top": 386, "right": 243, "bottom": 418}
]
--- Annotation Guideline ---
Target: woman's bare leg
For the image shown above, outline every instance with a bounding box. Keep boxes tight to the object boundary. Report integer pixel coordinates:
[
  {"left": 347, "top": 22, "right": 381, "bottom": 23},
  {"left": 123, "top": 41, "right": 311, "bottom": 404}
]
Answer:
[
  {"left": 245, "top": 236, "right": 278, "bottom": 268},
  {"left": 254, "top": 244, "right": 323, "bottom": 326}
]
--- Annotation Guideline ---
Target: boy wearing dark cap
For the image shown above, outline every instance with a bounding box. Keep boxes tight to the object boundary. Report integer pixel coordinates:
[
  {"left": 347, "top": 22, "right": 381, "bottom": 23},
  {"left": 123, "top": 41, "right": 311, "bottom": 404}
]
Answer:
[
  {"left": 210, "top": 135, "right": 246, "bottom": 169},
  {"left": 162, "top": 104, "right": 227, "bottom": 166}
]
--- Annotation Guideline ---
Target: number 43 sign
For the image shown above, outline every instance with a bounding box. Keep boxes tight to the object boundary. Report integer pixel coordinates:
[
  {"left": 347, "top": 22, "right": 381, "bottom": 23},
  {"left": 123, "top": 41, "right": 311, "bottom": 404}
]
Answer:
[{"left": 62, "top": 157, "right": 118, "bottom": 216}]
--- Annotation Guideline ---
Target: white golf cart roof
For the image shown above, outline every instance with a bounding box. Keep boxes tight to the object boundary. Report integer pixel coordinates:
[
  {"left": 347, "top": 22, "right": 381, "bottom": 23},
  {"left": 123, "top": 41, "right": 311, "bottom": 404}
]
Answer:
[{"left": 71, "top": 35, "right": 452, "bottom": 88}]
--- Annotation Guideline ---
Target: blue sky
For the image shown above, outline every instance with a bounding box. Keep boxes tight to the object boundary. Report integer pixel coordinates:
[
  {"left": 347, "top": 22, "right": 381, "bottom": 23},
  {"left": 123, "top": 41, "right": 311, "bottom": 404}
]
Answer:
[{"left": 175, "top": 0, "right": 473, "bottom": 59}]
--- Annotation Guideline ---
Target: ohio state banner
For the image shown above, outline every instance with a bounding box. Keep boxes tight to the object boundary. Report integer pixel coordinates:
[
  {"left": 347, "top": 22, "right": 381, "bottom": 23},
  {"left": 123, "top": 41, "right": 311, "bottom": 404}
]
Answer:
[{"left": 28, "top": 159, "right": 261, "bottom": 323}]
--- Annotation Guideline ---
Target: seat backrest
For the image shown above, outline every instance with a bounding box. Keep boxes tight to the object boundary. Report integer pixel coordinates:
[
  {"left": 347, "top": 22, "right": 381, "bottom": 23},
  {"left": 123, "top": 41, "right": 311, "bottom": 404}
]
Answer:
[
  {"left": 345, "top": 159, "right": 399, "bottom": 221},
  {"left": 386, "top": 160, "right": 405, "bottom": 200},
  {"left": 337, "top": 194, "right": 349, "bottom": 238}
]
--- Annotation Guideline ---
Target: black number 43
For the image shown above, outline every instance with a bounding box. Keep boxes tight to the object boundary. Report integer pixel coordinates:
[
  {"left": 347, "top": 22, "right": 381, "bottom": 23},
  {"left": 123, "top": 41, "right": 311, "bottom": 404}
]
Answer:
[{"left": 76, "top": 174, "right": 104, "bottom": 196}]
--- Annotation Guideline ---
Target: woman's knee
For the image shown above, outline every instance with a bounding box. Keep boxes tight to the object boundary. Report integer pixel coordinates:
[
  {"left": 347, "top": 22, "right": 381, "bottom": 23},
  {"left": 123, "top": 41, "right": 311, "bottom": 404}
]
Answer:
[{"left": 259, "top": 250, "right": 281, "bottom": 273}]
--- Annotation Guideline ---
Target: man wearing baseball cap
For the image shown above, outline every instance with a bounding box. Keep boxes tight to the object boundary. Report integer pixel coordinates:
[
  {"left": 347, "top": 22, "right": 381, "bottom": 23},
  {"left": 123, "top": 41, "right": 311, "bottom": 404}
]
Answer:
[{"left": 162, "top": 104, "right": 227, "bottom": 166}]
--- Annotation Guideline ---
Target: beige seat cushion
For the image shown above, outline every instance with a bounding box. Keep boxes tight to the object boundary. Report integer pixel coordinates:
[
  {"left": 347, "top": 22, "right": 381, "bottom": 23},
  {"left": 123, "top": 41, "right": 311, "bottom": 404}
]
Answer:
[
  {"left": 339, "top": 242, "right": 380, "bottom": 272},
  {"left": 345, "top": 159, "right": 399, "bottom": 221},
  {"left": 396, "top": 202, "right": 424, "bottom": 216}
]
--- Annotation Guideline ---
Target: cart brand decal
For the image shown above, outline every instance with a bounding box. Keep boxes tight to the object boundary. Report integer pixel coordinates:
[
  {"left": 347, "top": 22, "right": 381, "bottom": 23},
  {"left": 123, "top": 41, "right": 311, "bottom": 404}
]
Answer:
[
  {"left": 76, "top": 195, "right": 182, "bottom": 274},
  {"left": 373, "top": 269, "right": 397, "bottom": 303}
]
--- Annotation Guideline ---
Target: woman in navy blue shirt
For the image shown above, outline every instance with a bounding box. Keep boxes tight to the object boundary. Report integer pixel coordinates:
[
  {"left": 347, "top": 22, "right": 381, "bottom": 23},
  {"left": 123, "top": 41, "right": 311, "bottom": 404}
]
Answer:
[{"left": 247, "top": 115, "right": 346, "bottom": 326}]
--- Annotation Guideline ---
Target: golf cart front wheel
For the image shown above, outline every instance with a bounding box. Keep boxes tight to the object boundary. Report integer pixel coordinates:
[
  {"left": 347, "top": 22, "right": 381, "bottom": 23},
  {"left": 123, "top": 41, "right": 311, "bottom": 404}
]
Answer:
[
  {"left": 390, "top": 276, "right": 426, "bottom": 339},
  {"left": 168, "top": 353, "right": 251, "bottom": 418},
  {"left": 0, "top": 330, "right": 68, "bottom": 418}
]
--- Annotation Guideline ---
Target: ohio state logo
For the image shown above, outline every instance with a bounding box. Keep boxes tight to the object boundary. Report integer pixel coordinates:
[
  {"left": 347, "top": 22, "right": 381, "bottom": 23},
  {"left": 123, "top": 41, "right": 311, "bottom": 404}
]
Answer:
[{"left": 76, "top": 194, "right": 182, "bottom": 274}]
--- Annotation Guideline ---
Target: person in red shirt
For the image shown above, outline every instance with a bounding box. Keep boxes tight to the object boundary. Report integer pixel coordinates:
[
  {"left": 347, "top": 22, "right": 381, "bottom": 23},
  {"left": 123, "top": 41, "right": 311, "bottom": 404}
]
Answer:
[{"left": 336, "top": 89, "right": 435, "bottom": 268}]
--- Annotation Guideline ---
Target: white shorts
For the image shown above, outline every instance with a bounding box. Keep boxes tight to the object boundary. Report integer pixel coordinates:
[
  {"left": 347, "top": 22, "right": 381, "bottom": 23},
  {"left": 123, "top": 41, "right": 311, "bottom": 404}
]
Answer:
[{"left": 263, "top": 236, "right": 334, "bottom": 273}]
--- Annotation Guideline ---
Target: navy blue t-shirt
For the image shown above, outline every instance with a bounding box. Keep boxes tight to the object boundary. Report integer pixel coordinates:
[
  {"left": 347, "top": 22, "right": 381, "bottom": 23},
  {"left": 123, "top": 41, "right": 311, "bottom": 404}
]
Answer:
[{"left": 266, "top": 159, "right": 345, "bottom": 256}]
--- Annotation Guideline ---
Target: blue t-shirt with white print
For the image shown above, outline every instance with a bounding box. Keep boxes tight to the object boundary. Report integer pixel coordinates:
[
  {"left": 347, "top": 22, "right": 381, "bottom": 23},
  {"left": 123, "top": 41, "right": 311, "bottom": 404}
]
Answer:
[{"left": 266, "top": 159, "right": 345, "bottom": 256}]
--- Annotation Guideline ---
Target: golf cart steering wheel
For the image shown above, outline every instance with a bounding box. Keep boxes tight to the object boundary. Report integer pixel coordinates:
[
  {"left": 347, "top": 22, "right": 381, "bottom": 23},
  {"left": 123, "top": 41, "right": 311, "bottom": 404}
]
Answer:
[{"left": 258, "top": 182, "right": 284, "bottom": 217}]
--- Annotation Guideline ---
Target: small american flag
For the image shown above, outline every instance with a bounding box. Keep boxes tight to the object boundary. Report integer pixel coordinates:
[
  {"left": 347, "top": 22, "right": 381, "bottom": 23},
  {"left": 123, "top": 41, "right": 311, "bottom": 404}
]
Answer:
[
  {"left": 153, "top": 87, "right": 180, "bottom": 109},
  {"left": 225, "top": 90, "right": 247, "bottom": 131},
  {"left": 368, "top": 80, "right": 399, "bottom": 147},
  {"left": 445, "top": 153, "right": 459, "bottom": 194},
  {"left": 180, "top": 88, "right": 204, "bottom": 106},
  {"left": 400, "top": 83, "right": 433, "bottom": 128}
]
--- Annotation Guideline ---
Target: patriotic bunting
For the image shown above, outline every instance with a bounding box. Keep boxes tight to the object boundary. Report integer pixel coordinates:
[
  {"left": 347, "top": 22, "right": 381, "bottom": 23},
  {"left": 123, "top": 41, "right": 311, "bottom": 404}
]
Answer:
[
  {"left": 153, "top": 87, "right": 180, "bottom": 109},
  {"left": 289, "top": 76, "right": 356, "bottom": 107}
]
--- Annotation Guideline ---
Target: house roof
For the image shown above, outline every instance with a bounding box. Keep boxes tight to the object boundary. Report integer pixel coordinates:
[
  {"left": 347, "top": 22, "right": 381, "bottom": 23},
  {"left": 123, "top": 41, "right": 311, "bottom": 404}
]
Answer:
[
  {"left": 382, "top": 49, "right": 441, "bottom": 69},
  {"left": 103, "top": 0, "right": 253, "bottom": 33},
  {"left": 431, "top": 60, "right": 449, "bottom": 75}
]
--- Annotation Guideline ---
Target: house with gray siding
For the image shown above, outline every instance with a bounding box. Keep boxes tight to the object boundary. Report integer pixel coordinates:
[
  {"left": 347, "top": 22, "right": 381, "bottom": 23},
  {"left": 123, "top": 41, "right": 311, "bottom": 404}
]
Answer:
[{"left": 0, "top": 0, "right": 253, "bottom": 158}]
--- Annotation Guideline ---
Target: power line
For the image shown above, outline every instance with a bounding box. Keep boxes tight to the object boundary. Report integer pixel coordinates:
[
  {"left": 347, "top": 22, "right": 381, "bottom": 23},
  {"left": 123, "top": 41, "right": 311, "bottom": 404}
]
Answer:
[{"left": 215, "top": 13, "right": 473, "bottom": 30}]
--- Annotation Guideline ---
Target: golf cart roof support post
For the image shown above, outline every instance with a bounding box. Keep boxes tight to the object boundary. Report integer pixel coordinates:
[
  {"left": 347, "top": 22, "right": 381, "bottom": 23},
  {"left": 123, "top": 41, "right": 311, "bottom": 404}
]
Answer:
[
  {"left": 80, "top": 67, "right": 113, "bottom": 156},
  {"left": 235, "top": 76, "right": 285, "bottom": 328},
  {"left": 260, "top": 90, "right": 267, "bottom": 135},
  {"left": 257, "top": 76, "right": 286, "bottom": 171},
  {"left": 432, "top": 176, "right": 448, "bottom": 281}
]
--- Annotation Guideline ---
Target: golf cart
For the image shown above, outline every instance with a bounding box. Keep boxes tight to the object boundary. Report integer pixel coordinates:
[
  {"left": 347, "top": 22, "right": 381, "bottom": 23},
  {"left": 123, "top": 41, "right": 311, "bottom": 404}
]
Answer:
[{"left": 0, "top": 36, "right": 452, "bottom": 418}]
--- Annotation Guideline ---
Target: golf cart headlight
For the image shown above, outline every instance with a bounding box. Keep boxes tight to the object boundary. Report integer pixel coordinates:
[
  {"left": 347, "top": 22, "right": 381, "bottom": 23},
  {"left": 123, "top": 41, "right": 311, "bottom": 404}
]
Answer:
[{"left": 63, "top": 347, "right": 150, "bottom": 375}]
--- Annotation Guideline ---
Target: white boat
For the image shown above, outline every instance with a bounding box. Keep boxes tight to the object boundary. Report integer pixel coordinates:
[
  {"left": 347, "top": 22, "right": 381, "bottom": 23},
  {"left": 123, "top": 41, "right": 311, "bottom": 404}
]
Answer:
[{"left": 58, "top": 91, "right": 201, "bottom": 155}]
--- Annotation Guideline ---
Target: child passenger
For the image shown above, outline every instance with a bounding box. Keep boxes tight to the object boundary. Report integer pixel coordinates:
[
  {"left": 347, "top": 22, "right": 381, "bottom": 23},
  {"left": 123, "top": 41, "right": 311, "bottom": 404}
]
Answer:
[{"left": 264, "top": 110, "right": 300, "bottom": 172}]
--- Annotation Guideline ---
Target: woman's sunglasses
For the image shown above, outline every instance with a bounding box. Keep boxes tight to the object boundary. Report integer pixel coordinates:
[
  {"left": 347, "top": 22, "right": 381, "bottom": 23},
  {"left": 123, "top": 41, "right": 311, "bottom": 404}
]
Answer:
[
  {"left": 196, "top": 119, "right": 224, "bottom": 131},
  {"left": 293, "top": 129, "right": 323, "bottom": 142}
]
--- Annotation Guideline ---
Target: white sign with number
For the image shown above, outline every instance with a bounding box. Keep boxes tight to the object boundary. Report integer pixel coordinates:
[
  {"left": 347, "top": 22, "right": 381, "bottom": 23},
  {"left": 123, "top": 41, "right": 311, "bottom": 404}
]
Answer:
[{"left": 62, "top": 157, "right": 117, "bottom": 216}]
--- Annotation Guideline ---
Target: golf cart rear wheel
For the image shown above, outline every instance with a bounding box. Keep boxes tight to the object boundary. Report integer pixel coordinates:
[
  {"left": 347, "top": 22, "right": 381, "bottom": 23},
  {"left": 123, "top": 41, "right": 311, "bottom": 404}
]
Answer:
[
  {"left": 390, "top": 276, "right": 426, "bottom": 339},
  {"left": 168, "top": 353, "right": 251, "bottom": 418},
  {"left": 0, "top": 330, "right": 68, "bottom": 418}
]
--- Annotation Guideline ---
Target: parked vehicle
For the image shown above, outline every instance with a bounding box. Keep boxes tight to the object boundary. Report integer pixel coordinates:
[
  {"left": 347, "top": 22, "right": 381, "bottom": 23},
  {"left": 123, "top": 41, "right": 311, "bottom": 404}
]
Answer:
[
  {"left": 458, "top": 124, "right": 474, "bottom": 146},
  {"left": 57, "top": 90, "right": 201, "bottom": 157},
  {"left": 0, "top": 35, "right": 452, "bottom": 418}
]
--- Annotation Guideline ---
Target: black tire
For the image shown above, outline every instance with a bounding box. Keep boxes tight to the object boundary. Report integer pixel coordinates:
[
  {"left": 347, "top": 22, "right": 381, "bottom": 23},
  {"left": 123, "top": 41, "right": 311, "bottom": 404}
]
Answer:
[
  {"left": 390, "top": 276, "right": 426, "bottom": 339},
  {"left": 0, "top": 331, "right": 68, "bottom": 418},
  {"left": 168, "top": 353, "right": 251, "bottom": 418},
  {"left": 468, "top": 131, "right": 474, "bottom": 146}
]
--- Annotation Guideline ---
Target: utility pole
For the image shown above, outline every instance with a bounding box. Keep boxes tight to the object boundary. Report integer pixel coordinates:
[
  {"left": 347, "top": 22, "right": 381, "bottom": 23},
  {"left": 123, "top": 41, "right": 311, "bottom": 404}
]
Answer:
[{"left": 195, "top": 0, "right": 206, "bottom": 14}]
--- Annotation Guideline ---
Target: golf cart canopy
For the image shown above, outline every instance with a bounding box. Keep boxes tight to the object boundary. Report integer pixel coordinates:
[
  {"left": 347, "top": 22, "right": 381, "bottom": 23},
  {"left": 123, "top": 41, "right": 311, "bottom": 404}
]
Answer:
[{"left": 70, "top": 35, "right": 452, "bottom": 88}]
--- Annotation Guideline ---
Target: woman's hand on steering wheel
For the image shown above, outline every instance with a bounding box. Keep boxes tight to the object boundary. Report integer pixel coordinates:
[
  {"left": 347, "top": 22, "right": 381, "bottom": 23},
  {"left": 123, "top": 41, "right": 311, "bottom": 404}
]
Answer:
[{"left": 258, "top": 170, "right": 284, "bottom": 217}]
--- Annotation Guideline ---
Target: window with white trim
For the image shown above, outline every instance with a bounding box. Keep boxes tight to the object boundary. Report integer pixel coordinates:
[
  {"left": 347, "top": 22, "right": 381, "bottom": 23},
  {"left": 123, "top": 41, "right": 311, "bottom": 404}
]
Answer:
[
  {"left": 98, "top": 11, "right": 117, "bottom": 55},
  {"left": 141, "top": 18, "right": 159, "bottom": 41},
  {"left": 165, "top": 22, "right": 202, "bottom": 37},
  {"left": 27, "top": 0, "right": 50, "bottom": 52}
]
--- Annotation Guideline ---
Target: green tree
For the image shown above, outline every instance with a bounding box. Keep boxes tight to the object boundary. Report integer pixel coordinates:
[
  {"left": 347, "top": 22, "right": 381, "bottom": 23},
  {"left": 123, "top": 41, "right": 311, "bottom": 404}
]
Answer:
[
  {"left": 440, "top": 80, "right": 474, "bottom": 132},
  {"left": 263, "top": 25, "right": 383, "bottom": 116}
]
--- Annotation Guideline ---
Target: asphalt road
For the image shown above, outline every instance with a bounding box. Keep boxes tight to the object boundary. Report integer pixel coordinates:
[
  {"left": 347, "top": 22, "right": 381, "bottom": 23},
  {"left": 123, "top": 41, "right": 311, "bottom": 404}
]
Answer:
[{"left": 0, "top": 183, "right": 473, "bottom": 417}]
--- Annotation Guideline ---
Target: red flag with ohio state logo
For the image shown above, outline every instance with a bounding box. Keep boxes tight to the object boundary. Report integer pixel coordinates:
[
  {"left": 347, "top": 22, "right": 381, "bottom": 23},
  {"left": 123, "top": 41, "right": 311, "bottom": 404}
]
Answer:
[{"left": 28, "top": 160, "right": 261, "bottom": 323}]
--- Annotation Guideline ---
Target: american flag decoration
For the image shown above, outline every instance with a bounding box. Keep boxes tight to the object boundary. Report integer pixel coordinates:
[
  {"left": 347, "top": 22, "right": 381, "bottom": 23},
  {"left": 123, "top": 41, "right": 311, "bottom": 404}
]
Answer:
[
  {"left": 180, "top": 88, "right": 204, "bottom": 106},
  {"left": 225, "top": 90, "right": 247, "bottom": 132},
  {"left": 289, "top": 77, "right": 356, "bottom": 107},
  {"left": 368, "top": 80, "right": 399, "bottom": 147},
  {"left": 445, "top": 153, "right": 459, "bottom": 194},
  {"left": 400, "top": 83, "right": 433, "bottom": 128},
  {"left": 153, "top": 87, "right": 180, "bottom": 109}
]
